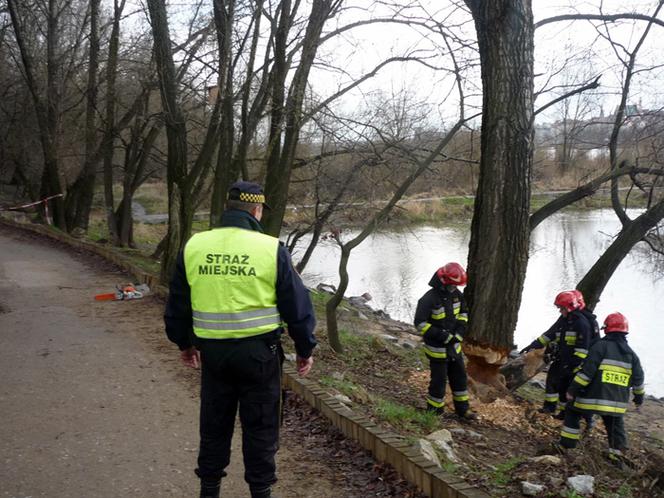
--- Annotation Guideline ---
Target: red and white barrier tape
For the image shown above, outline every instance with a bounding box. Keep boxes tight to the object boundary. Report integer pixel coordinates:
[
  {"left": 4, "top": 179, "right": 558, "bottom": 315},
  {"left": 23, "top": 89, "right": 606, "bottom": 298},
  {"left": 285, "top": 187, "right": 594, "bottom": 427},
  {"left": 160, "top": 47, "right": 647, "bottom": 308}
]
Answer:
[{"left": 0, "top": 193, "right": 64, "bottom": 212}]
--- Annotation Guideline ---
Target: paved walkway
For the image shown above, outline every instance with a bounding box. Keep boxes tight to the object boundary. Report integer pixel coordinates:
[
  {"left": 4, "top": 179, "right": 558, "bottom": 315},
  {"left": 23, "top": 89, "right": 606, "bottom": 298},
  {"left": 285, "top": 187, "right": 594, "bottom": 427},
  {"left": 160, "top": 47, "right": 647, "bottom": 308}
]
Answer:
[{"left": 0, "top": 228, "right": 335, "bottom": 497}]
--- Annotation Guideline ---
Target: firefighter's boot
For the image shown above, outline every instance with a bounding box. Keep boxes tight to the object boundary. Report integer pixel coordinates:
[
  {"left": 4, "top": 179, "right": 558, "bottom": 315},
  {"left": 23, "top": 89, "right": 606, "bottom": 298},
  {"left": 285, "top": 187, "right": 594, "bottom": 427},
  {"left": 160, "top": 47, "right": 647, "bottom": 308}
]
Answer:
[
  {"left": 200, "top": 479, "right": 220, "bottom": 498},
  {"left": 426, "top": 404, "right": 445, "bottom": 416},
  {"left": 457, "top": 409, "right": 478, "bottom": 421},
  {"left": 250, "top": 486, "right": 276, "bottom": 498}
]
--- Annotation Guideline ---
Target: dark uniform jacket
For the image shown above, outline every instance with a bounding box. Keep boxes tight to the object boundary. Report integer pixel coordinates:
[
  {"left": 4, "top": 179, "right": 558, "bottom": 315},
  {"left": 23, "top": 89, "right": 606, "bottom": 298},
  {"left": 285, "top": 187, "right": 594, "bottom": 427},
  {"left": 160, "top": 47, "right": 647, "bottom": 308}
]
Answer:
[
  {"left": 527, "top": 315, "right": 566, "bottom": 351},
  {"left": 568, "top": 333, "right": 645, "bottom": 416},
  {"left": 164, "top": 209, "right": 317, "bottom": 359},
  {"left": 557, "top": 310, "right": 592, "bottom": 371},
  {"left": 413, "top": 272, "right": 469, "bottom": 359}
]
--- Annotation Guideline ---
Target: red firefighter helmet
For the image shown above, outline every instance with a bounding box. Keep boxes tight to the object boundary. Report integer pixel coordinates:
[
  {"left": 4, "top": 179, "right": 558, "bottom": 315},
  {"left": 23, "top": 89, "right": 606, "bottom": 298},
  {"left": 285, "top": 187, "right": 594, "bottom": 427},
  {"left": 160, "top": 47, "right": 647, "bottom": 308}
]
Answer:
[
  {"left": 553, "top": 290, "right": 581, "bottom": 312},
  {"left": 571, "top": 290, "right": 586, "bottom": 310},
  {"left": 603, "top": 312, "right": 629, "bottom": 333},
  {"left": 437, "top": 262, "right": 467, "bottom": 286}
]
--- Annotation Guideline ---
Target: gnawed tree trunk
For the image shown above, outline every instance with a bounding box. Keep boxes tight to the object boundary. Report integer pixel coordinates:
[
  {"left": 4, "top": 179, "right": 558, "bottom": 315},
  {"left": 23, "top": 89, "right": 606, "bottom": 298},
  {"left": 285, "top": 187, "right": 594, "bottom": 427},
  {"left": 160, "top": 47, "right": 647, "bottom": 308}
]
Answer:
[{"left": 463, "top": 0, "right": 534, "bottom": 382}]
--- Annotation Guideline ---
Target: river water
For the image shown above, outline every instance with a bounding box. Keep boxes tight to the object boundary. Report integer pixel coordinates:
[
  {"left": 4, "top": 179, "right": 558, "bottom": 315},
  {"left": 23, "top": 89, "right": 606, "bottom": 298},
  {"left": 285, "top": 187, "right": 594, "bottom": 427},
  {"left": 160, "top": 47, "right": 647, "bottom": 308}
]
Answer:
[{"left": 297, "top": 209, "right": 664, "bottom": 397}]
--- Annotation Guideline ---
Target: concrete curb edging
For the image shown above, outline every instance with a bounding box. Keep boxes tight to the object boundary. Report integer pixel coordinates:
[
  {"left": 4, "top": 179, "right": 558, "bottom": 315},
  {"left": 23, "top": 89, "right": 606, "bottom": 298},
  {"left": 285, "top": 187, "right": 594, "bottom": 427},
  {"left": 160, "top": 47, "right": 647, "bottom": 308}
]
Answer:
[
  {"left": 1, "top": 216, "right": 491, "bottom": 498},
  {"left": 281, "top": 363, "right": 491, "bottom": 498}
]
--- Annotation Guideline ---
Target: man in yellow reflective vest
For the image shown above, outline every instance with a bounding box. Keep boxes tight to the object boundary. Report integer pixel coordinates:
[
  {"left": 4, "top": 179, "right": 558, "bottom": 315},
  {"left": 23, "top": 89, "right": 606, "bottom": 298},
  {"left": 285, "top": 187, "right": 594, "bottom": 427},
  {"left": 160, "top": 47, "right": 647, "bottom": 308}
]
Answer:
[
  {"left": 559, "top": 312, "right": 644, "bottom": 465},
  {"left": 165, "top": 181, "right": 317, "bottom": 498}
]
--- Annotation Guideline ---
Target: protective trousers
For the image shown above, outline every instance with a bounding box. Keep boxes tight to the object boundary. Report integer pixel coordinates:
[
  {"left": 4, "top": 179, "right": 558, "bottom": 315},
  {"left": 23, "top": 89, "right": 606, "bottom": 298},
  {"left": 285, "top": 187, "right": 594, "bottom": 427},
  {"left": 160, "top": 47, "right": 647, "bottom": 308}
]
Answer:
[
  {"left": 196, "top": 335, "right": 282, "bottom": 495},
  {"left": 542, "top": 362, "right": 562, "bottom": 413},
  {"left": 559, "top": 370, "right": 593, "bottom": 425},
  {"left": 560, "top": 407, "right": 626, "bottom": 450},
  {"left": 427, "top": 356, "right": 469, "bottom": 415}
]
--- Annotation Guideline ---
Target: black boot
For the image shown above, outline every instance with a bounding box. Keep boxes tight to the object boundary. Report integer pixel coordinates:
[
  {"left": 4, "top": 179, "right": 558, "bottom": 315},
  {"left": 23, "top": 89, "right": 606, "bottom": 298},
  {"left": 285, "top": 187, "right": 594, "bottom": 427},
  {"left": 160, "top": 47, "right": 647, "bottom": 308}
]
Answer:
[
  {"left": 425, "top": 404, "right": 445, "bottom": 415},
  {"left": 250, "top": 486, "right": 275, "bottom": 498},
  {"left": 200, "top": 480, "right": 220, "bottom": 498}
]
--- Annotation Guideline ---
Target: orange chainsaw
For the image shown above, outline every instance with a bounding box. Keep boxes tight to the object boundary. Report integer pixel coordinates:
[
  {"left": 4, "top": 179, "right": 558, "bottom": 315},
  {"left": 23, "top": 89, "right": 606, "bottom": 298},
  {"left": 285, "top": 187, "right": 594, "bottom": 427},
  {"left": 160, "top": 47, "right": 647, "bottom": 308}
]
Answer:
[{"left": 94, "top": 284, "right": 145, "bottom": 301}]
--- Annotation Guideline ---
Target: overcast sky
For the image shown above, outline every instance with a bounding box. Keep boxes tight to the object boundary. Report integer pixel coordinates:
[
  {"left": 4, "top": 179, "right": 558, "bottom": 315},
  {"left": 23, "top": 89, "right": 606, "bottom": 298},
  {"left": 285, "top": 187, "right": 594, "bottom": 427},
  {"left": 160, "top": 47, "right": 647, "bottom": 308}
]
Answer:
[{"left": 305, "top": 0, "right": 664, "bottom": 129}]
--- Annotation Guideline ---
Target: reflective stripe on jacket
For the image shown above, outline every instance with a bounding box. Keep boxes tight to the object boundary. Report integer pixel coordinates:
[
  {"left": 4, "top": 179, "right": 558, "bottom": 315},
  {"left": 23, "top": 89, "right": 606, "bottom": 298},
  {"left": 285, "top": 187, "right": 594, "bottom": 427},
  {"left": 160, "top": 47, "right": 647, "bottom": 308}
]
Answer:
[
  {"left": 557, "top": 310, "right": 592, "bottom": 369},
  {"left": 413, "top": 272, "right": 468, "bottom": 359},
  {"left": 184, "top": 227, "right": 281, "bottom": 339},
  {"left": 569, "top": 334, "right": 645, "bottom": 416}
]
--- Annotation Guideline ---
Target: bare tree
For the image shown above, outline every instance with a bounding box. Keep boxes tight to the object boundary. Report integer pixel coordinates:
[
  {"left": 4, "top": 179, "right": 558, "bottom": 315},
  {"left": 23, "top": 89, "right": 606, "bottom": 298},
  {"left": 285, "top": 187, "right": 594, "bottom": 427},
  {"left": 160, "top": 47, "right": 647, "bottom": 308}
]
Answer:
[
  {"left": 6, "top": 0, "right": 89, "bottom": 228},
  {"left": 64, "top": 0, "right": 100, "bottom": 234}
]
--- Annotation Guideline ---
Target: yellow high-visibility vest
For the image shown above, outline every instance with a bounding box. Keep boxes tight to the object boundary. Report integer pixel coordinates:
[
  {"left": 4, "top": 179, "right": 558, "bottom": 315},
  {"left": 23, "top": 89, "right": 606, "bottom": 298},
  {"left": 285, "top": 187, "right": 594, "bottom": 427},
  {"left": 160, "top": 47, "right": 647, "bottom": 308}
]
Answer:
[{"left": 184, "top": 227, "right": 281, "bottom": 339}]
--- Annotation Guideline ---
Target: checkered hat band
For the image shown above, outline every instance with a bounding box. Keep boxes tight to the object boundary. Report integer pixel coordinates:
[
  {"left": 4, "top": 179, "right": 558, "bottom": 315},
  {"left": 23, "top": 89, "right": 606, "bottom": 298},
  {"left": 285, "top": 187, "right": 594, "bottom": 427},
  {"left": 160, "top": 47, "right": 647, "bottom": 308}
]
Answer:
[{"left": 238, "top": 192, "right": 265, "bottom": 203}]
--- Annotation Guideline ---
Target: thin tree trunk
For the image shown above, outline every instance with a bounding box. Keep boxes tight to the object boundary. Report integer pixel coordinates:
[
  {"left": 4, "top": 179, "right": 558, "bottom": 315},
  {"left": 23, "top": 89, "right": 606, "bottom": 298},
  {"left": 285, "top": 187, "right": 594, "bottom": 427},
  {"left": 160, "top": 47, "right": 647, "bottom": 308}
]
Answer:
[
  {"left": 67, "top": 0, "right": 100, "bottom": 233},
  {"left": 102, "top": 0, "right": 126, "bottom": 245},
  {"left": 262, "top": 0, "right": 339, "bottom": 236},
  {"left": 325, "top": 244, "right": 350, "bottom": 354},
  {"left": 146, "top": 0, "right": 190, "bottom": 283},
  {"left": 209, "top": 0, "right": 236, "bottom": 227},
  {"left": 7, "top": 0, "right": 66, "bottom": 228}
]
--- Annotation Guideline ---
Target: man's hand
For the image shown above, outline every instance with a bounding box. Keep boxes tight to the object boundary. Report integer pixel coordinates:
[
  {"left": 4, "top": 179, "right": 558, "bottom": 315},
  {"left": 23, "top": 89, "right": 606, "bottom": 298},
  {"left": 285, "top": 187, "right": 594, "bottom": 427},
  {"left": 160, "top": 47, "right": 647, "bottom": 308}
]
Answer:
[
  {"left": 296, "top": 355, "right": 313, "bottom": 376},
  {"left": 566, "top": 391, "right": 574, "bottom": 402},
  {"left": 180, "top": 346, "right": 200, "bottom": 369},
  {"left": 520, "top": 346, "right": 532, "bottom": 355}
]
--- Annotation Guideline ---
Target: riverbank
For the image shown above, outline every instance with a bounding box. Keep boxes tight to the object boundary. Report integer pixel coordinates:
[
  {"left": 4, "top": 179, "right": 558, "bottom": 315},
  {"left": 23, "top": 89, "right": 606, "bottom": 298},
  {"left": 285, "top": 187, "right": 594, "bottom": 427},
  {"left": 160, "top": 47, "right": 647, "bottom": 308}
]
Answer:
[
  {"left": 298, "top": 288, "right": 664, "bottom": 497},
  {"left": 2, "top": 216, "right": 663, "bottom": 497}
]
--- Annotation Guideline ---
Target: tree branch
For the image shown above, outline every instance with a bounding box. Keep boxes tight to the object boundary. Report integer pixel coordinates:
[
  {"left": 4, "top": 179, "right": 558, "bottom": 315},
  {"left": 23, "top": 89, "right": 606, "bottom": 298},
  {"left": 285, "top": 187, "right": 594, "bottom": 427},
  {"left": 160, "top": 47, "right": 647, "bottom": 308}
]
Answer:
[
  {"left": 534, "top": 75, "right": 601, "bottom": 116},
  {"left": 535, "top": 13, "right": 664, "bottom": 30}
]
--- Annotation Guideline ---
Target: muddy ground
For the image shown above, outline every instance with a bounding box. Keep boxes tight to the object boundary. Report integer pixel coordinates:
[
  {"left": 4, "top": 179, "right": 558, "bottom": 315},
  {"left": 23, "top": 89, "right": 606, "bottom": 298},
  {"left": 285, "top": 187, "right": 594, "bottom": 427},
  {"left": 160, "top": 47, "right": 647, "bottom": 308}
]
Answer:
[
  {"left": 301, "top": 297, "right": 664, "bottom": 498},
  {"left": 0, "top": 227, "right": 423, "bottom": 498}
]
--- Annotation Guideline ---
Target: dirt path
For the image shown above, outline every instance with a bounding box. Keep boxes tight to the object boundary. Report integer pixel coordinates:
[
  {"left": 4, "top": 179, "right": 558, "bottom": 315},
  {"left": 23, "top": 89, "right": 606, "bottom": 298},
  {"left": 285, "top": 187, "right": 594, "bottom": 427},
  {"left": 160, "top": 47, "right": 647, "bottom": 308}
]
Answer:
[{"left": 0, "top": 228, "right": 342, "bottom": 498}]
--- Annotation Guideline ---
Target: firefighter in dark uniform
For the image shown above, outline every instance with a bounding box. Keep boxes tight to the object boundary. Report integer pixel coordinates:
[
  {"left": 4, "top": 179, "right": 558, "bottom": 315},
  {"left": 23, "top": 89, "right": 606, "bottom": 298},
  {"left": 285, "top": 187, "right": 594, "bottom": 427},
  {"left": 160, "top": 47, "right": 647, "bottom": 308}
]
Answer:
[
  {"left": 553, "top": 290, "right": 594, "bottom": 421},
  {"left": 521, "top": 290, "right": 599, "bottom": 416},
  {"left": 560, "top": 312, "right": 645, "bottom": 463},
  {"left": 521, "top": 315, "right": 567, "bottom": 414},
  {"left": 164, "top": 181, "right": 317, "bottom": 498},
  {"left": 414, "top": 262, "right": 477, "bottom": 420}
]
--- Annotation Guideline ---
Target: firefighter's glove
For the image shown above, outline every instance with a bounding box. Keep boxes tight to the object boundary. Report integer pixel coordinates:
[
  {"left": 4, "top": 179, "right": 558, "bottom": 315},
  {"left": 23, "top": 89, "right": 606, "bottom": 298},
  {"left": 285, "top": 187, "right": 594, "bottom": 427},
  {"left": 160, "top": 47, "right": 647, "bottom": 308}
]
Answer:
[
  {"left": 423, "top": 326, "right": 449, "bottom": 344},
  {"left": 633, "top": 394, "right": 644, "bottom": 406}
]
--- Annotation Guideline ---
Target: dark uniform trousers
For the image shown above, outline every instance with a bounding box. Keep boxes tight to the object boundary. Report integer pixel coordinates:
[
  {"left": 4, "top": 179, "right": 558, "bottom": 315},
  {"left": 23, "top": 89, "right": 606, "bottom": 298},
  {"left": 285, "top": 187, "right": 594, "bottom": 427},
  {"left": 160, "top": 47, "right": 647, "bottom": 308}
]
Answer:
[
  {"left": 559, "top": 369, "right": 593, "bottom": 425},
  {"left": 196, "top": 334, "right": 283, "bottom": 492},
  {"left": 542, "top": 361, "right": 562, "bottom": 412},
  {"left": 561, "top": 407, "right": 626, "bottom": 450},
  {"left": 428, "top": 354, "right": 469, "bottom": 414}
]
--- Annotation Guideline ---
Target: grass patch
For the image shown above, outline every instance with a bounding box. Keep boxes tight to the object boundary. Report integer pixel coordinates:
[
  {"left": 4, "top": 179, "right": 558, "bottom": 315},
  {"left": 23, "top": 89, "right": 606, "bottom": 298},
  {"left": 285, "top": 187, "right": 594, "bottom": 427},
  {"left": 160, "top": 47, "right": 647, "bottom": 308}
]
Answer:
[
  {"left": 309, "top": 289, "right": 330, "bottom": 309},
  {"left": 490, "top": 457, "right": 522, "bottom": 486},
  {"left": 374, "top": 397, "right": 439, "bottom": 433},
  {"left": 133, "top": 183, "right": 169, "bottom": 214},
  {"left": 616, "top": 482, "right": 634, "bottom": 498},
  {"left": 319, "top": 375, "right": 363, "bottom": 398},
  {"left": 338, "top": 328, "right": 376, "bottom": 364}
]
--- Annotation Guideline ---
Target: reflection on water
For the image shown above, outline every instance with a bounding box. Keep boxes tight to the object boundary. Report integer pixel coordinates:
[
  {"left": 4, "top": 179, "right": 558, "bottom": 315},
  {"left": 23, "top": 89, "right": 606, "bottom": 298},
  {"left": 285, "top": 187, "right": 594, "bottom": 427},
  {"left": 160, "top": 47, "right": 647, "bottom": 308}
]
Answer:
[{"left": 295, "top": 209, "right": 664, "bottom": 397}]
